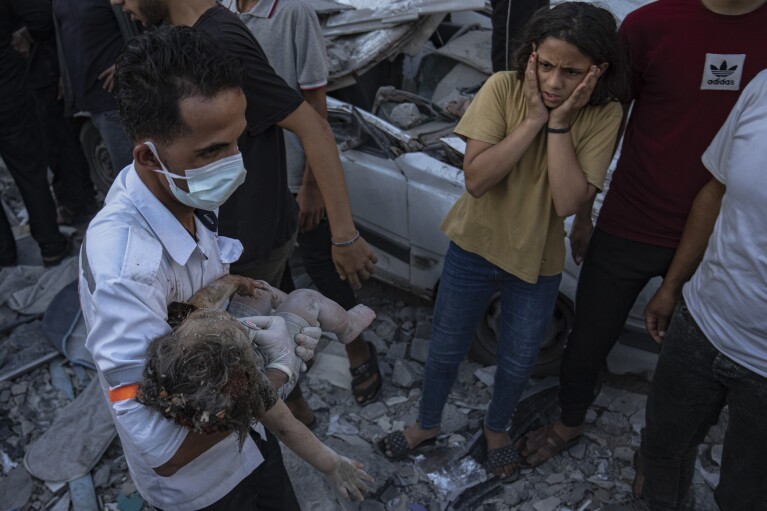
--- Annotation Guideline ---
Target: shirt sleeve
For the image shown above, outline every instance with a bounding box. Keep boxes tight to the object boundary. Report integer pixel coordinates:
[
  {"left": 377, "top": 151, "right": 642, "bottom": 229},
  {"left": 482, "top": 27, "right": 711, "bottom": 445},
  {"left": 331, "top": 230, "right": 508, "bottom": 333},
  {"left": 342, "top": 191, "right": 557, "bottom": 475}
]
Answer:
[
  {"left": 574, "top": 101, "right": 623, "bottom": 191},
  {"left": 291, "top": 2, "right": 328, "bottom": 90},
  {"left": 196, "top": 8, "right": 303, "bottom": 134},
  {"left": 618, "top": 10, "right": 643, "bottom": 103},
  {"left": 81, "top": 221, "right": 193, "bottom": 468},
  {"left": 454, "top": 72, "right": 513, "bottom": 145}
]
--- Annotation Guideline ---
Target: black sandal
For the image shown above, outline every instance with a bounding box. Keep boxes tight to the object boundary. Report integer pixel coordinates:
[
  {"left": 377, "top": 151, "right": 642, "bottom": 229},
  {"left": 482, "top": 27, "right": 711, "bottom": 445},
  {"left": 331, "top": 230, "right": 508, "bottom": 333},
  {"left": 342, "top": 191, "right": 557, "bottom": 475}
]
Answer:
[{"left": 349, "top": 341, "right": 382, "bottom": 405}]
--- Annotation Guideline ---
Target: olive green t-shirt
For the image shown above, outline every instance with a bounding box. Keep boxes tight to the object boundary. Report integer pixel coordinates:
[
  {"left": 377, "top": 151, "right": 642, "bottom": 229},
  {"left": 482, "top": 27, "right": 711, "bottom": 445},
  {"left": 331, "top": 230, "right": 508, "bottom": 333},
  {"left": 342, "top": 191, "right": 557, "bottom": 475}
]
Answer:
[{"left": 444, "top": 72, "right": 622, "bottom": 283}]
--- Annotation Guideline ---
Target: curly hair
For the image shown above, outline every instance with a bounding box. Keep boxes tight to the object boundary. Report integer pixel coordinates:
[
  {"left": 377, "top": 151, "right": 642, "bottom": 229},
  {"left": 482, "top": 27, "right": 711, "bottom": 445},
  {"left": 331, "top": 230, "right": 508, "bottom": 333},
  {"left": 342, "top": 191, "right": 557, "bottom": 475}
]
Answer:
[
  {"left": 114, "top": 25, "right": 244, "bottom": 144},
  {"left": 137, "top": 312, "right": 277, "bottom": 449},
  {"left": 512, "top": 2, "right": 631, "bottom": 105}
]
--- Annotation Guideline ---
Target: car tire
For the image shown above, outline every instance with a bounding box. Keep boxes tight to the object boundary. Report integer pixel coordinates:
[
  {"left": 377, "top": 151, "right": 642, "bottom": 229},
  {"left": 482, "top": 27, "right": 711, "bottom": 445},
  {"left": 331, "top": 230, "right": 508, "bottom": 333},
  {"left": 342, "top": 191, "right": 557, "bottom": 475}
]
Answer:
[
  {"left": 468, "top": 292, "right": 575, "bottom": 378},
  {"left": 80, "top": 119, "right": 116, "bottom": 196}
]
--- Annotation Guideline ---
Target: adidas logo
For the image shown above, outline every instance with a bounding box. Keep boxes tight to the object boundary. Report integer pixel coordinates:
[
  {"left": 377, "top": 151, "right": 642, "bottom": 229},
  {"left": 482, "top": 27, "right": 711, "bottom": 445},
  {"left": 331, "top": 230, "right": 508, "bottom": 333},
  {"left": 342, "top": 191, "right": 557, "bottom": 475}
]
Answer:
[
  {"left": 707, "top": 60, "right": 739, "bottom": 85},
  {"left": 710, "top": 61, "right": 738, "bottom": 78},
  {"left": 701, "top": 54, "right": 744, "bottom": 91}
]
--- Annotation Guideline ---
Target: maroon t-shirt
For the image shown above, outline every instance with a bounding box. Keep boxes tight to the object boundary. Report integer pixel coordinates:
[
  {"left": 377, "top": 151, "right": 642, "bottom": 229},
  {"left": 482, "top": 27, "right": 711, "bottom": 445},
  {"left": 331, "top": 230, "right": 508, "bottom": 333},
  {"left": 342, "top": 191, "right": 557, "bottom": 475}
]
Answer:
[{"left": 597, "top": 0, "right": 767, "bottom": 247}]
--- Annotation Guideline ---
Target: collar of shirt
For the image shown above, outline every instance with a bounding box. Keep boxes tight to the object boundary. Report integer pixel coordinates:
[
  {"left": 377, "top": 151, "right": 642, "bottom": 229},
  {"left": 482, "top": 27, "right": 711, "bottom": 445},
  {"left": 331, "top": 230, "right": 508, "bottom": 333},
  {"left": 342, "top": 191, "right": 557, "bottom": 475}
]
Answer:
[
  {"left": 124, "top": 165, "right": 204, "bottom": 266},
  {"left": 238, "top": 0, "right": 279, "bottom": 18}
]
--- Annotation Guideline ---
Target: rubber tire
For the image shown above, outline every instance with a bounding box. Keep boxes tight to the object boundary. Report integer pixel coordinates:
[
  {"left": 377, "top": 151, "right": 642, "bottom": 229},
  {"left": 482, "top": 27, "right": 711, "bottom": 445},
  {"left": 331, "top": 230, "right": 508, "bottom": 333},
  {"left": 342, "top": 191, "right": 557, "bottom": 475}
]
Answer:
[
  {"left": 79, "top": 119, "right": 116, "bottom": 196},
  {"left": 468, "top": 292, "right": 575, "bottom": 378}
]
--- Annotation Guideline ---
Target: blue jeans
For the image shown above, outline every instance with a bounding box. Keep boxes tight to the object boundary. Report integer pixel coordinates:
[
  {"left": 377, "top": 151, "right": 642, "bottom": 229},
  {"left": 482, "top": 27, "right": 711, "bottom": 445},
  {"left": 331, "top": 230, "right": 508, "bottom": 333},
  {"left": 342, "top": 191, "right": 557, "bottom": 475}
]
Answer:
[
  {"left": 420, "top": 242, "right": 561, "bottom": 432},
  {"left": 639, "top": 301, "right": 767, "bottom": 511},
  {"left": 91, "top": 110, "right": 134, "bottom": 173}
]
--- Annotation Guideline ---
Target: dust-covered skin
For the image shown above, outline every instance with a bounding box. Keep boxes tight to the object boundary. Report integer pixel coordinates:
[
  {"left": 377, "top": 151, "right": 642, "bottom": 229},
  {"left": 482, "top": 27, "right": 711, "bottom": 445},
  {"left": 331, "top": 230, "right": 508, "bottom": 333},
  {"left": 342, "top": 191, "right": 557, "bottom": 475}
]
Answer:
[
  {"left": 325, "top": 454, "right": 374, "bottom": 501},
  {"left": 137, "top": 309, "right": 278, "bottom": 448},
  {"left": 189, "top": 274, "right": 377, "bottom": 345}
]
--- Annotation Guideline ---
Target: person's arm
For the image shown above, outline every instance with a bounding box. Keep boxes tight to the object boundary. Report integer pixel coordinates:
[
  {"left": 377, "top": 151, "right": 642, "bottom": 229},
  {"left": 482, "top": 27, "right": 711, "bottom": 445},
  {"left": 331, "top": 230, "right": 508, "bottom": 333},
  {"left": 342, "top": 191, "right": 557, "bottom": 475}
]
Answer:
[
  {"left": 568, "top": 103, "right": 631, "bottom": 264},
  {"left": 462, "top": 57, "right": 549, "bottom": 197},
  {"left": 10, "top": 0, "right": 53, "bottom": 42},
  {"left": 277, "top": 103, "right": 377, "bottom": 289},
  {"left": 296, "top": 86, "right": 328, "bottom": 231},
  {"left": 644, "top": 177, "right": 725, "bottom": 342},
  {"left": 261, "top": 400, "right": 373, "bottom": 501},
  {"left": 546, "top": 63, "right": 606, "bottom": 217}
]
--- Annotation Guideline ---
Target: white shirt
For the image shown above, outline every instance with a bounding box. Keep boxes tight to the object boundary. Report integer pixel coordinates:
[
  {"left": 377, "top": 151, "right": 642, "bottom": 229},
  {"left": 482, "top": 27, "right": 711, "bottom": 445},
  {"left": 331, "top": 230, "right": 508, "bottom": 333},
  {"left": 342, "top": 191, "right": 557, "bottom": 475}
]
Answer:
[
  {"left": 79, "top": 165, "right": 265, "bottom": 510},
  {"left": 684, "top": 69, "right": 767, "bottom": 378}
]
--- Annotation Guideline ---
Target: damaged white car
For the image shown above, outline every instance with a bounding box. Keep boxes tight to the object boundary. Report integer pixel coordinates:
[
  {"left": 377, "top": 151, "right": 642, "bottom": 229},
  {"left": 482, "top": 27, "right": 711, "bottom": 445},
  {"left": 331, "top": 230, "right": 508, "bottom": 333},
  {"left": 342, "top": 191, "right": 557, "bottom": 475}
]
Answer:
[{"left": 329, "top": 87, "right": 661, "bottom": 377}]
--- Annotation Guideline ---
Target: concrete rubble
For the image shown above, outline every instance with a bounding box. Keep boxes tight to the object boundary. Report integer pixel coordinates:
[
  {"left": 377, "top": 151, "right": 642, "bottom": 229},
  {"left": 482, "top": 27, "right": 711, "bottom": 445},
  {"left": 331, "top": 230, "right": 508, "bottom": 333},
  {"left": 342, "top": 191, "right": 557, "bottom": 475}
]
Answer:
[{"left": 0, "top": 246, "right": 727, "bottom": 510}]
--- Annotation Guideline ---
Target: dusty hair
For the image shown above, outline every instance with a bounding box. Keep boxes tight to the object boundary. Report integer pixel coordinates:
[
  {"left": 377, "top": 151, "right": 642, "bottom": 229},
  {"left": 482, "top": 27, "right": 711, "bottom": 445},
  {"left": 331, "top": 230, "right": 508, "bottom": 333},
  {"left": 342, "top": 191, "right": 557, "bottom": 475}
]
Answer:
[
  {"left": 137, "top": 312, "right": 277, "bottom": 448},
  {"left": 512, "top": 2, "right": 631, "bottom": 105}
]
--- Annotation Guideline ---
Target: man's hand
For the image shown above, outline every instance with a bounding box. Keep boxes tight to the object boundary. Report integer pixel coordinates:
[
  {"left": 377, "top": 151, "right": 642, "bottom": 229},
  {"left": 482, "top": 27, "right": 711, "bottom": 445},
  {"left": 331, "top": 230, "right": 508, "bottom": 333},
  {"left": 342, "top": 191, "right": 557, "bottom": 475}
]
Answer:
[
  {"left": 98, "top": 64, "right": 117, "bottom": 93},
  {"left": 644, "top": 286, "right": 679, "bottom": 343},
  {"left": 249, "top": 316, "right": 295, "bottom": 378},
  {"left": 11, "top": 28, "right": 31, "bottom": 59},
  {"left": 296, "top": 179, "right": 325, "bottom": 231},
  {"left": 569, "top": 215, "right": 593, "bottom": 265},
  {"left": 332, "top": 237, "right": 377, "bottom": 290}
]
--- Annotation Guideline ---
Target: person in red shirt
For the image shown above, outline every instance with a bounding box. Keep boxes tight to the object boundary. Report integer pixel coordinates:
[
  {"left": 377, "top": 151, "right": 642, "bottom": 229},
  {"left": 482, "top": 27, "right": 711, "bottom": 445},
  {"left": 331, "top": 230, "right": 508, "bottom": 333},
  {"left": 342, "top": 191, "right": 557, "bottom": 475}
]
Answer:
[{"left": 518, "top": 0, "right": 767, "bottom": 470}]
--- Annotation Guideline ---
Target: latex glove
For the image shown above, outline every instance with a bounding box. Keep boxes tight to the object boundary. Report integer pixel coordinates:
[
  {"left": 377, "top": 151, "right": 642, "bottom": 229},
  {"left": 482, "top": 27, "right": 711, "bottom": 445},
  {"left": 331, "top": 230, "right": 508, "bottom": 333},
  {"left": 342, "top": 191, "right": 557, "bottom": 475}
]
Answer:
[
  {"left": 294, "top": 326, "right": 321, "bottom": 372},
  {"left": 247, "top": 316, "right": 295, "bottom": 380},
  {"left": 324, "top": 455, "right": 373, "bottom": 502}
]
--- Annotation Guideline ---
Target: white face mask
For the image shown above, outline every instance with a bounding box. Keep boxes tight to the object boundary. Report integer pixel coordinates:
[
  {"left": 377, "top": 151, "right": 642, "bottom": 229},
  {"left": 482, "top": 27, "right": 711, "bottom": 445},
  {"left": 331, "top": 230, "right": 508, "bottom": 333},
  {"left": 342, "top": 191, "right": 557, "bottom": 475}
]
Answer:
[{"left": 144, "top": 141, "right": 246, "bottom": 211}]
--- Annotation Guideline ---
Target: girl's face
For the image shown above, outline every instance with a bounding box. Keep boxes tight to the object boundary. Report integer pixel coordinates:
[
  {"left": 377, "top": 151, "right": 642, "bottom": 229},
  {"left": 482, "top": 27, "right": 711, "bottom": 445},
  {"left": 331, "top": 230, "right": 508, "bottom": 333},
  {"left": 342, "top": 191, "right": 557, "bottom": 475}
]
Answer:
[{"left": 534, "top": 37, "right": 605, "bottom": 109}]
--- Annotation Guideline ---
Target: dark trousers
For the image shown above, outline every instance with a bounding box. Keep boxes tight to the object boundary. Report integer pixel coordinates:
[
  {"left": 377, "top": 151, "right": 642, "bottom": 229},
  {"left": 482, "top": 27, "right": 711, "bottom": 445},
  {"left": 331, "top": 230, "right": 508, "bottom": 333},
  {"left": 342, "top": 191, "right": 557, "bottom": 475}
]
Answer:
[
  {"left": 640, "top": 302, "right": 767, "bottom": 511},
  {"left": 559, "top": 228, "right": 675, "bottom": 427},
  {"left": 157, "top": 429, "right": 301, "bottom": 511},
  {"left": 30, "top": 83, "right": 96, "bottom": 211},
  {"left": 490, "top": 0, "right": 549, "bottom": 72},
  {"left": 283, "top": 217, "right": 358, "bottom": 402},
  {"left": 0, "top": 86, "right": 67, "bottom": 262}
]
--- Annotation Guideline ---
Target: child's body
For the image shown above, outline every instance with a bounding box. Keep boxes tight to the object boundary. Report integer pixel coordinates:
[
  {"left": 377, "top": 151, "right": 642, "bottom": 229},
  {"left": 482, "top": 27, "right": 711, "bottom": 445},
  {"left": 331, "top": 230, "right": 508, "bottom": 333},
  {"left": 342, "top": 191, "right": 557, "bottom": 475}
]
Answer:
[
  {"left": 189, "top": 274, "right": 376, "bottom": 345},
  {"left": 137, "top": 276, "right": 375, "bottom": 501}
]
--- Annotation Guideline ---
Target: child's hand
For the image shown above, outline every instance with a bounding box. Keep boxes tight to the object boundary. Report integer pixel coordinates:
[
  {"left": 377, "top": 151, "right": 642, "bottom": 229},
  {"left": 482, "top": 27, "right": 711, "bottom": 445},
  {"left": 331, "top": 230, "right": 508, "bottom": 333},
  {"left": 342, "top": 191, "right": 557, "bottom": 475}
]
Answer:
[
  {"left": 549, "top": 65, "right": 599, "bottom": 125},
  {"left": 524, "top": 53, "right": 549, "bottom": 126},
  {"left": 325, "top": 455, "right": 374, "bottom": 501}
]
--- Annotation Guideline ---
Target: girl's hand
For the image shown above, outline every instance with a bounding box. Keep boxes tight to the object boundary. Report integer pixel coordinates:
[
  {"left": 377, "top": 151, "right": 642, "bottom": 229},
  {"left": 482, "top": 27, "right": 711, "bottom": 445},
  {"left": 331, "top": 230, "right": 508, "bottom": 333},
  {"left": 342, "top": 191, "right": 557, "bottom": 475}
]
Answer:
[
  {"left": 549, "top": 65, "right": 599, "bottom": 126},
  {"left": 324, "top": 455, "right": 374, "bottom": 501},
  {"left": 524, "top": 53, "right": 549, "bottom": 126}
]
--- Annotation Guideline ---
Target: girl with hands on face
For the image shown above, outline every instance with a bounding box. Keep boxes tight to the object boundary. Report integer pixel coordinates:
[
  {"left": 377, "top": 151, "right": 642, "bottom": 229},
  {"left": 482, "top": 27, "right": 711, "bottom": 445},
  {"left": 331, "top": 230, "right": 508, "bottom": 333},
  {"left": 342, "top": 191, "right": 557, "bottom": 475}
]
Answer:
[{"left": 377, "top": 2, "right": 630, "bottom": 482}]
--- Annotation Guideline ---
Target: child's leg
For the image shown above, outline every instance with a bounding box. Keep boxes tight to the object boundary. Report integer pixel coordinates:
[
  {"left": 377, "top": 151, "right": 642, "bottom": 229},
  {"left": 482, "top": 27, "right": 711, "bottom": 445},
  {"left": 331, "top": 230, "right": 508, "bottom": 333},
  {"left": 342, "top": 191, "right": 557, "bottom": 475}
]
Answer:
[
  {"left": 228, "top": 280, "right": 288, "bottom": 317},
  {"left": 275, "top": 289, "right": 375, "bottom": 344}
]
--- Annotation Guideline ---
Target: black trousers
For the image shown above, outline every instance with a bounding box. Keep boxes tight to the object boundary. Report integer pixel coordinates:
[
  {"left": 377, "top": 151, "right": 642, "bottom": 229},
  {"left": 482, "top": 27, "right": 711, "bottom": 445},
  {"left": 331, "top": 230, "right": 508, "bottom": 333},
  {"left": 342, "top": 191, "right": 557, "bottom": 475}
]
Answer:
[
  {"left": 0, "top": 74, "right": 67, "bottom": 263},
  {"left": 558, "top": 228, "right": 676, "bottom": 427},
  {"left": 282, "top": 217, "right": 358, "bottom": 402},
  {"left": 156, "top": 429, "right": 301, "bottom": 511},
  {"left": 30, "top": 83, "right": 96, "bottom": 211},
  {"left": 490, "top": 0, "right": 550, "bottom": 72}
]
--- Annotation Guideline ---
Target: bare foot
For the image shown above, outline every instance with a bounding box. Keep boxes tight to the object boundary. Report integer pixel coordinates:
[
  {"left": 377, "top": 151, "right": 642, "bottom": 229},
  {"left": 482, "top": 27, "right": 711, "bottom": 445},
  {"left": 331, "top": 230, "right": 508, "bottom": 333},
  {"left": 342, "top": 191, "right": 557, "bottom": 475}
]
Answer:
[
  {"left": 338, "top": 305, "right": 376, "bottom": 344},
  {"left": 484, "top": 425, "right": 516, "bottom": 478},
  {"left": 380, "top": 424, "right": 439, "bottom": 459}
]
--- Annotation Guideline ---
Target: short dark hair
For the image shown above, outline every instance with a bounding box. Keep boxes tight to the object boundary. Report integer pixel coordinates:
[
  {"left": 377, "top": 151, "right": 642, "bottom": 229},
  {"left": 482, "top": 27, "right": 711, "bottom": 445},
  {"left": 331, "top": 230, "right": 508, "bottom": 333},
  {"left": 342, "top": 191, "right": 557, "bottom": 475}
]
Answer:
[
  {"left": 114, "top": 25, "right": 244, "bottom": 144},
  {"left": 512, "top": 2, "right": 630, "bottom": 105}
]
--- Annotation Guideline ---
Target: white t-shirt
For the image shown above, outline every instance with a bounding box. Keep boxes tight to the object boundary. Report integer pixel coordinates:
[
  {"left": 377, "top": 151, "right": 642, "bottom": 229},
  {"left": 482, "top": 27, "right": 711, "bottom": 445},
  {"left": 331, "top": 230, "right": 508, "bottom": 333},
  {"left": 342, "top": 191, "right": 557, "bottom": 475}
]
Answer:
[
  {"left": 79, "top": 166, "right": 266, "bottom": 510},
  {"left": 683, "top": 69, "right": 767, "bottom": 378}
]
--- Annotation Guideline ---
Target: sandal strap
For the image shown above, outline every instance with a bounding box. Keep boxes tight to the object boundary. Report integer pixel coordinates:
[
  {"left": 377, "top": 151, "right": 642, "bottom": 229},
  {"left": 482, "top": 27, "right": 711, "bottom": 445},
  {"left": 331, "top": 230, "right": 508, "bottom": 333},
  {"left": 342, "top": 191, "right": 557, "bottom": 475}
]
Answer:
[
  {"left": 350, "top": 342, "right": 380, "bottom": 385},
  {"left": 487, "top": 444, "right": 520, "bottom": 471},
  {"left": 384, "top": 430, "right": 409, "bottom": 458}
]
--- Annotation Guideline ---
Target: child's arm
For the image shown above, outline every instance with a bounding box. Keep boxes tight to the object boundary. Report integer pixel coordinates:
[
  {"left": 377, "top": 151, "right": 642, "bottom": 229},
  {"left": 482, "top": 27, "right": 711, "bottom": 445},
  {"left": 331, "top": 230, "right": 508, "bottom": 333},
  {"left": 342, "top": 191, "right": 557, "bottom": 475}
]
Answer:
[
  {"left": 260, "top": 400, "right": 373, "bottom": 501},
  {"left": 188, "top": 274, "right": 259, "bottom": 310}
]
